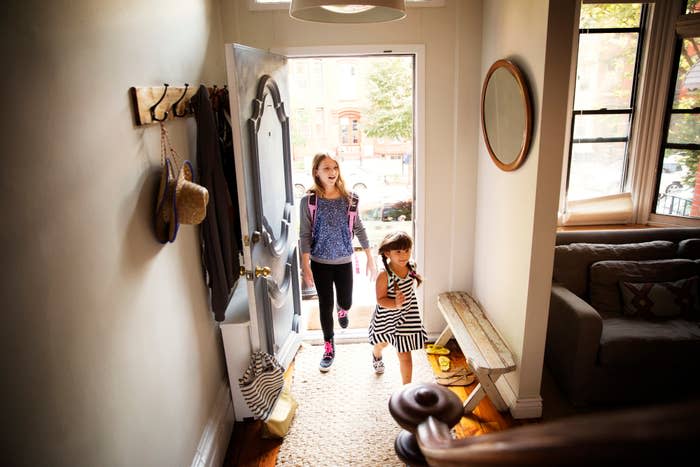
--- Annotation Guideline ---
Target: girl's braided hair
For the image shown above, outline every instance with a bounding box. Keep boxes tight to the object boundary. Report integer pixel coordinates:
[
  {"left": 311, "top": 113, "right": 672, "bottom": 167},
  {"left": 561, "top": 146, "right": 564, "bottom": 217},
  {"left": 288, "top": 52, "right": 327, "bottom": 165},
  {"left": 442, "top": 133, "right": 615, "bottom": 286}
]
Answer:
[{"left": 377, "top": 231, "right": 422, "bottom": 287}]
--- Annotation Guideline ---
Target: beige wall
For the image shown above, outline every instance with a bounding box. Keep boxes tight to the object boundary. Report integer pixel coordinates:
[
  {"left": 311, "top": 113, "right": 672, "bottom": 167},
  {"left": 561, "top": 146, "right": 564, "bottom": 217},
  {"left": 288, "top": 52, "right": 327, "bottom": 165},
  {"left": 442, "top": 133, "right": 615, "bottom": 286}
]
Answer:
[
  {"left": 2, "top": 1, "right": 229, "bottom": 465},
  {"left": 220, "top": 0, "right": 483, "bottom": 334},
  {"left": 473, "top": 0, "right": 574, "bottom": 416}
]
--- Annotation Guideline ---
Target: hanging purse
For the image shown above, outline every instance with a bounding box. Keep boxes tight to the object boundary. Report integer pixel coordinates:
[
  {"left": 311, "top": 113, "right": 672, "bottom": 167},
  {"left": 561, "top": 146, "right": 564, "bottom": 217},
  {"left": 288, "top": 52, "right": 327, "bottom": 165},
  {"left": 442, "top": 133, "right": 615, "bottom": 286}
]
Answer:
[{"left": 238, "top": 351, "right": 285, "bottom": 420}]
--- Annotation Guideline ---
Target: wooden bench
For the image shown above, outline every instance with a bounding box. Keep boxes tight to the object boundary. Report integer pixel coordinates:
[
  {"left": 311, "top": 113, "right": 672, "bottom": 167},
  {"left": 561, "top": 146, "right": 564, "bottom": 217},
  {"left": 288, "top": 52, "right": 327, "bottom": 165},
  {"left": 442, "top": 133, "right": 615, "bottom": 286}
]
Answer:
[{"left": 435, "top": 291, "right": 516, "bottom": 413}]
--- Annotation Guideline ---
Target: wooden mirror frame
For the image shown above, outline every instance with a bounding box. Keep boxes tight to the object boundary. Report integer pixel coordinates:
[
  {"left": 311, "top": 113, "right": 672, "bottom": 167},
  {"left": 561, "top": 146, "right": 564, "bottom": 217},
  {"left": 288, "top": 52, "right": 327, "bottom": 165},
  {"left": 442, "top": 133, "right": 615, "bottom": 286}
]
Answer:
[{"left": 480, "top": 59, "right": 533, "bottom": 172}]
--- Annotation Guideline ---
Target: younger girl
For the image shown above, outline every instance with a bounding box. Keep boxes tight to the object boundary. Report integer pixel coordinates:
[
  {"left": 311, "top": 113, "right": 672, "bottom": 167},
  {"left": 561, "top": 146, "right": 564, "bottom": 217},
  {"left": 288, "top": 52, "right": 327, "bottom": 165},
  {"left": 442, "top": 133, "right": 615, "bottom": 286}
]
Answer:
[{"left": 368, "top": 231, "right": 427, "bottom": 384}]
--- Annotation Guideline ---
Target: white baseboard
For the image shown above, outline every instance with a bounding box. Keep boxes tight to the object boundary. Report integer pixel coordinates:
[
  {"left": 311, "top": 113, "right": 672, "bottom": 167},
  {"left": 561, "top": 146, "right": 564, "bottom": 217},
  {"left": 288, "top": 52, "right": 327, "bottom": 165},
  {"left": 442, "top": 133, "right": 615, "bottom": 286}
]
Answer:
[
  {"left": 191, "top": 380, "right": 235, "bottom": 467},
  {"left": 510, "top": 396, "right": 543, "bottom": 419},
  {"left": 497, "top": 376, "right": 543, "bottom": 419}
]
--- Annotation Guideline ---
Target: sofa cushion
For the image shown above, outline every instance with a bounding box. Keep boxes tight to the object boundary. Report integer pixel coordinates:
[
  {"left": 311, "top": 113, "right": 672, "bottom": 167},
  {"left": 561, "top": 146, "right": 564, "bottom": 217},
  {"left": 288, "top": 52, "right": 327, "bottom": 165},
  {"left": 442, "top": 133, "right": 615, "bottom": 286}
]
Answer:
[
  {"left": 678, "top": 238, "right": 700, "bottom": 259},
  {"left": 619, "top": 276, "right": 700, "bottom": 319},
  {"left": 553, "top": 241, "right": 676, "bottom": 299},
  {"left": 598, "top": 317, "right": 700, "bottom": 366},
  {"left": 590, "top": 259, "right": 698, "bottom": 314}
]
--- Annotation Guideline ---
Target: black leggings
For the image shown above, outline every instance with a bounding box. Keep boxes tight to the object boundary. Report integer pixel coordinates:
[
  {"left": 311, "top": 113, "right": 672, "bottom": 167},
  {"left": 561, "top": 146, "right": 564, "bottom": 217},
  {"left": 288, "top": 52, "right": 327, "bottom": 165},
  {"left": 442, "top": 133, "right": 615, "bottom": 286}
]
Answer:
[{"left": 310, "top": 260, "right": 353, "bottom": 341}]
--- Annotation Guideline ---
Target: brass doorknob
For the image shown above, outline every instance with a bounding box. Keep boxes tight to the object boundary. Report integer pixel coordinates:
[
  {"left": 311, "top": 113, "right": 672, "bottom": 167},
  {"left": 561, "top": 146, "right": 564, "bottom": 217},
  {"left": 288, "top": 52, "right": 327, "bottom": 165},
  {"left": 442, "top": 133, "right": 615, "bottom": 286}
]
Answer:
[{"left": 255, "top": 266, "right": 271, "bottom": 277}]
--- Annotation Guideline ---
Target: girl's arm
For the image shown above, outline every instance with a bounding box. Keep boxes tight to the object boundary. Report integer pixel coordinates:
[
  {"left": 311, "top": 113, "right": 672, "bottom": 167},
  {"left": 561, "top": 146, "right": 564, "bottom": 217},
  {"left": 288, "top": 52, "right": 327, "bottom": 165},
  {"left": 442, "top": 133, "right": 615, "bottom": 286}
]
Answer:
[
  {"left": 299, "top": 196, "right": 314, "bottom": 287},
  {"left": 364, "top": 247, "right": 377, "bottom": 281},
  {"left": 351, "top": 202, "right": 376, "bottom": 280},
  {"left": 375, "top": 271, "right": 405, "bottom": 309}
]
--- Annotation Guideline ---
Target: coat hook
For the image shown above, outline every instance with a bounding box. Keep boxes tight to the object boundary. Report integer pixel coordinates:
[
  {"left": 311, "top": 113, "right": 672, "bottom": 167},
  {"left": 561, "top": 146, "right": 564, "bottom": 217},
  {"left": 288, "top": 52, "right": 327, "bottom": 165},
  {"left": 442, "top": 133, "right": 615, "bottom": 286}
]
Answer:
[
  {"left": 172, "top": 83, "right": 190, "bottom": 117},
  {"left": 150, "top": 83, "right": 170, "bottom": 122}
]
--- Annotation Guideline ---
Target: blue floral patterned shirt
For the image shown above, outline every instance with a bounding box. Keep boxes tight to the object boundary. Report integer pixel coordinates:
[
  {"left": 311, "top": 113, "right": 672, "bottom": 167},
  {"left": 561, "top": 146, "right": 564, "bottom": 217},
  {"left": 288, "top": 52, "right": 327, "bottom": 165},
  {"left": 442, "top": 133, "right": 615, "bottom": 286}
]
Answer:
[{"left": 299, "top": 194, "right": 370, "bottom": 265}]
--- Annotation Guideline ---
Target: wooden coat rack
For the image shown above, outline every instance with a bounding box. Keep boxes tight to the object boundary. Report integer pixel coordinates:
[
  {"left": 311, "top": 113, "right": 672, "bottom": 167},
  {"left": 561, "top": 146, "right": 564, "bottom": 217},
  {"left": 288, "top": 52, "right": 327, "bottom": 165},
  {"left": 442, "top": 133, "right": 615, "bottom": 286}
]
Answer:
[{"left": 130, "top": 83, "right": 223, "bottom": 126}]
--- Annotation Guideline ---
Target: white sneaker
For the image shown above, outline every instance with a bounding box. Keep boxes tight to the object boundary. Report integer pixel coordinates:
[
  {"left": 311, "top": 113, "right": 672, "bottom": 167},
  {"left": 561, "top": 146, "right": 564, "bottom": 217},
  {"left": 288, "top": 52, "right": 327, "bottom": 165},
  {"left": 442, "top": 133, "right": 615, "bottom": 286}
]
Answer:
[{"left": 372, "top": 354, "right": 385, "bottom": 374}]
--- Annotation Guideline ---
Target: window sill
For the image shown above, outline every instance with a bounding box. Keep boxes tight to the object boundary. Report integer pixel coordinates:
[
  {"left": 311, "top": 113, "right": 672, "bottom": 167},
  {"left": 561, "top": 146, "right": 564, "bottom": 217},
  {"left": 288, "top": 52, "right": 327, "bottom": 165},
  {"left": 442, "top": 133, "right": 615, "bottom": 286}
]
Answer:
[{"left": 556, "top": 223, "right": 651, "bottom": 232}]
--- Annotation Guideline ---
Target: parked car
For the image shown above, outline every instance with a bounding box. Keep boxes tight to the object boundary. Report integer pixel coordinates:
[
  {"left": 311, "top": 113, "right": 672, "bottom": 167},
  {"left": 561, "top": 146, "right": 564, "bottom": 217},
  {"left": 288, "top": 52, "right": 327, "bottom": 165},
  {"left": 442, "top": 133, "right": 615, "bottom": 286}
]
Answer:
[
  {"left": 658, "top": 157, "right": 688, "bottom": 194},
  {"left": 293, "top": 174, "right": 370, "bottom": 198},
  {"left": 355, "top": 198, "right": 413, "bottom": 248}
]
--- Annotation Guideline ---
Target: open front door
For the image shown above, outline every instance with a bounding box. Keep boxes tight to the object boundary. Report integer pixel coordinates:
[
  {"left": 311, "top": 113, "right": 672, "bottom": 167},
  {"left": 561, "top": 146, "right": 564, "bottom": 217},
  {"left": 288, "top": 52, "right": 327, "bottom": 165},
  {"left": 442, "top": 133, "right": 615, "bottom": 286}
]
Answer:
[{"left": 226, "top": 43, "right": 301, "bottom": 368}]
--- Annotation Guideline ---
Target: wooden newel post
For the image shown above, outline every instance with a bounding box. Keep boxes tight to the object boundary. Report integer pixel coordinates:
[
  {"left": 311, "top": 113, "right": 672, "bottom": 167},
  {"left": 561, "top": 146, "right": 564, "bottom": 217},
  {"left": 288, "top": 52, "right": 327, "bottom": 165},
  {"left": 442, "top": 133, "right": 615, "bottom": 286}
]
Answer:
[{"left": 388, "top": 383, "right": 464, "bottom": 466}]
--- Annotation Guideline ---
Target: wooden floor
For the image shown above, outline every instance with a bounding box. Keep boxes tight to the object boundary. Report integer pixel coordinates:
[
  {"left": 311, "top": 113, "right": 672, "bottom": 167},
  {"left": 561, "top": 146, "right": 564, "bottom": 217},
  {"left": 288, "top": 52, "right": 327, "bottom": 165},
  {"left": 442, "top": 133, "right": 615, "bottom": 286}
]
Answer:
[{"left": 223, "top": 339, "right": 537, "bottom": 466}]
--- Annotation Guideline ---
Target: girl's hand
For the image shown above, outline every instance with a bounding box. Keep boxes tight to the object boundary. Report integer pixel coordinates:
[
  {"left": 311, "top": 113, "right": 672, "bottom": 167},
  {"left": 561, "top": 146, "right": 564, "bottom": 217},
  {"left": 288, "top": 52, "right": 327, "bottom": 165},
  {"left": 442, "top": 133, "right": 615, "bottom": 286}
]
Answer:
[
  {"left": 302, "top": 265, "right": 314, "bottom": 287},
  {"left": 394, "top": 283, "right": 406, "bottom": 308}
]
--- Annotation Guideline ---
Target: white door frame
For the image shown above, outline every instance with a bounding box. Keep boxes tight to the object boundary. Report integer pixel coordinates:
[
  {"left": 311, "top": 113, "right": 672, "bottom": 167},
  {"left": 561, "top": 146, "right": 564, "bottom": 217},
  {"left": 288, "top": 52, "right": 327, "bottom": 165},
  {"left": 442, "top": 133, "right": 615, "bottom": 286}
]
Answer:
[{"left": 273, "top": 44, "right": 427, "bottom": 325}]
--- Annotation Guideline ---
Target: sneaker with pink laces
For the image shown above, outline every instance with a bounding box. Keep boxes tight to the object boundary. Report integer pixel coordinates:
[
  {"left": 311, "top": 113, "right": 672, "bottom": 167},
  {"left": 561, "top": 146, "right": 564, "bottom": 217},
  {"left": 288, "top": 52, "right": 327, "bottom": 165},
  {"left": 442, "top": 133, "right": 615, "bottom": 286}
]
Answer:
[
  {"left": 337, "top": 307, "right": 349, "bottom": 328},
  {"left": 319, "top": 339, "right": 335, "bottom": 372}
]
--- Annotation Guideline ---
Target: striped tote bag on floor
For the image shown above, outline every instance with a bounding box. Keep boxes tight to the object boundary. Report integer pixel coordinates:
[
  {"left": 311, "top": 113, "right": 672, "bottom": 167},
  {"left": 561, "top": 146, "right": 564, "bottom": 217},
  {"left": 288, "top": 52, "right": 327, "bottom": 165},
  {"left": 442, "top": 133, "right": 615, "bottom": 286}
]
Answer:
[{"left": 238, "top": 351, "right": 284, "bottom": 420}]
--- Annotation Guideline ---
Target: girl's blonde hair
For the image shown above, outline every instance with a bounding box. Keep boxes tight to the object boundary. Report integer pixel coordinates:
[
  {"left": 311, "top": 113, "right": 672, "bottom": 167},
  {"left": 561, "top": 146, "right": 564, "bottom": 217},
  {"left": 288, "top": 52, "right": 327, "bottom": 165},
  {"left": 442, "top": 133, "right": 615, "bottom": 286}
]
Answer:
[
  {"left": 378, "top": 231, "right": 422, "bottom": 287},
  {"left": 308, "top": 153, "right": 350, "bottom": 200}
]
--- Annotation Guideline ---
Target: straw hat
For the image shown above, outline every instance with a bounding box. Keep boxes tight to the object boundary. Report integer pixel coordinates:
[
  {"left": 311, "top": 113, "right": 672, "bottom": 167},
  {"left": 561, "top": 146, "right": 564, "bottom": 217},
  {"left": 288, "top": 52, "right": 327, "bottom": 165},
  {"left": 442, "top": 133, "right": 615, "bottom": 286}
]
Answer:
[
  {"left": 154, "top": 158, "right": 179, "bottom": 243},
  {"left": 175, "top": 160, "right": 209, "bottom": 225}
]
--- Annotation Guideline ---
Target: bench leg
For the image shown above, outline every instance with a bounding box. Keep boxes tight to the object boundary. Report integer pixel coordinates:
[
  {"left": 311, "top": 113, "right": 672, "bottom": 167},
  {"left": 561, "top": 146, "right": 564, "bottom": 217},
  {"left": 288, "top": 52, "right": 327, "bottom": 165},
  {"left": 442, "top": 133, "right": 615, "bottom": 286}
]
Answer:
[
  {"left": 435, "top": 326, "right": 453, "bottom": 347},
  {"left": 464, "top": 371, "right": 509, "bottom": 413},
  {"left": 463, "top": 383, "right": 485, "bottom": 412}
]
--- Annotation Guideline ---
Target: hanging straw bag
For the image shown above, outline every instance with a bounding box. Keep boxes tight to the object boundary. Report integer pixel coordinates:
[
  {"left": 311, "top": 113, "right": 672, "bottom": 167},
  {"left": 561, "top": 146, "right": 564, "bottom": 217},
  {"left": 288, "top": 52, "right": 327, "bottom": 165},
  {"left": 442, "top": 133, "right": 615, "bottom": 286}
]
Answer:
[{"left": 238, "top": 351, "right": 285, "bottom": 420}]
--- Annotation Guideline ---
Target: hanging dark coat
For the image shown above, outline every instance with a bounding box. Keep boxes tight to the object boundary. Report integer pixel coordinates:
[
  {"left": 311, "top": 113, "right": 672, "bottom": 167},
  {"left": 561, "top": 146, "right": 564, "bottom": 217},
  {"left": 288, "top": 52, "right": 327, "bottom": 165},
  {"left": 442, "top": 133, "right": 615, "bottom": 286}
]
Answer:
[{"left": 191, "top": 85, "right": 240, "bottom": 321}]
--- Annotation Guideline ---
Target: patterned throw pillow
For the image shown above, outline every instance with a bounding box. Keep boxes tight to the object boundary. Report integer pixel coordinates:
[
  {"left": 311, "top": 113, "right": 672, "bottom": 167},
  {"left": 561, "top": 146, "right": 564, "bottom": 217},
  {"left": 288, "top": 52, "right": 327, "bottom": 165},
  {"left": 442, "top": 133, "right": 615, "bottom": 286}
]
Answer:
[{"left": 619, "top": 276, "right": 700, "bottom": 319}]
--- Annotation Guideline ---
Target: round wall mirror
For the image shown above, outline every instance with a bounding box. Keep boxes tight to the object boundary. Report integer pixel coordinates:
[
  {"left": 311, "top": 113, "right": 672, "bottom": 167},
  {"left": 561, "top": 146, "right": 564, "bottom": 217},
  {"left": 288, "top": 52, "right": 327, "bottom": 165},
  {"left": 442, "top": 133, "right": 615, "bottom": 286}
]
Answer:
[{"left": 481, "top": 59, "right": 533, "bottom": 171}]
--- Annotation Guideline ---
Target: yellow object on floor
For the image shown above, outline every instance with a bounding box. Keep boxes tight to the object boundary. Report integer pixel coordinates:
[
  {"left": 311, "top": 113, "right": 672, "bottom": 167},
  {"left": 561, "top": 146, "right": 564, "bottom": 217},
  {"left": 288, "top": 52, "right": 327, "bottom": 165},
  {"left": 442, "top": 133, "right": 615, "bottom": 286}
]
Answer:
[
  {"left": 425, "top": 344, "right": 450, "bottom": 355},
  {"left": 262, "top": 385, "right": 298, "bottom": 439},
  {"left": 438, "top": 355, "right": 451, "bottom": 371}
]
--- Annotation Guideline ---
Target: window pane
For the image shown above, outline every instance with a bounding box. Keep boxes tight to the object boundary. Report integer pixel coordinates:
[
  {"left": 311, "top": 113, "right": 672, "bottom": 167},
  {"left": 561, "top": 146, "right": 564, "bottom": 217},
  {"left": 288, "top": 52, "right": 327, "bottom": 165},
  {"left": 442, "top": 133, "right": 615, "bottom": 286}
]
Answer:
[
  {"left": 572, "top": 114, "right": 631, "bottom": 140},
  {"left": 672, "top": 38, "right": 700, "bottom": 110},
  {"left": 574, "top": 33, "right": 639, "bottom": 110},
  {"left": 656, "top": 149, "right": 700, "bottom": 217},
  {"left": 568, "top": 142, "right": 626, "bottom": 200},
  {"left": 580, "top": 3, "right": 641, "bottom": 29},
  {"left": 667, "top": 113, "right": 700, "bottom": 145},
  {"left": 655, "top": 149, "right": 699, "bottom": 218}
]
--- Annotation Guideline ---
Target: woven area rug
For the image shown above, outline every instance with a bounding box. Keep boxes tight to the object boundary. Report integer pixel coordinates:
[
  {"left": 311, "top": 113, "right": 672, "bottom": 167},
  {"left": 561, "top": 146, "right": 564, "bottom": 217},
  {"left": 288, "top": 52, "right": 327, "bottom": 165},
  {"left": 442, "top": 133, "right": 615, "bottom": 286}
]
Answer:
[{"left": 276, "top": 343, "right": 435, "bottom": 467}]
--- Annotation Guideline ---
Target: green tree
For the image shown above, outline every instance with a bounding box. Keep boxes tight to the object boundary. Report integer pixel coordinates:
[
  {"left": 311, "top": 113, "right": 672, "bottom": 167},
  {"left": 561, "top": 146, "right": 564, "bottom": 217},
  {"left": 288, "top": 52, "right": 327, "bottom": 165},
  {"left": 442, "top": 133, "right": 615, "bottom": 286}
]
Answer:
[{"left": 363, "top": 59, "right": 413, "bottom": 140}]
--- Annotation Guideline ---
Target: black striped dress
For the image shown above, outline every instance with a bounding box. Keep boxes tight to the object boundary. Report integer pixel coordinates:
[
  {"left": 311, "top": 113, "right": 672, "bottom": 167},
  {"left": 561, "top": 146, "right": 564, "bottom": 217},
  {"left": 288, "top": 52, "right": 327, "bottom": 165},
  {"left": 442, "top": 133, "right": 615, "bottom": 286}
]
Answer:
[{"left": 368, "top": 270, "right": 427, "bottom": 353}]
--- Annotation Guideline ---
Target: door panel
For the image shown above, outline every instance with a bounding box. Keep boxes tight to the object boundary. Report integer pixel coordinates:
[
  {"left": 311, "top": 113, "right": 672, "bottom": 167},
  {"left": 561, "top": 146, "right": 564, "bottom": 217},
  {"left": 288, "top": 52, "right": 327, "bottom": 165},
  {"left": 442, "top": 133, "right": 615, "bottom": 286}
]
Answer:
[{"left": 225, "top": 43, "right": 301, "bottom": 368}]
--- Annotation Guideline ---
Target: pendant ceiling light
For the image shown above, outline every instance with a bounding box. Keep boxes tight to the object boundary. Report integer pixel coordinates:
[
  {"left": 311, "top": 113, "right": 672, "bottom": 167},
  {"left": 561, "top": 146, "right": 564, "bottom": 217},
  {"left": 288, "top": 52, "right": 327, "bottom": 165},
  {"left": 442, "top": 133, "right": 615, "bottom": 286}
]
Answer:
[{"left": 290, "top": 0, "right": 406, "bottom": 24}]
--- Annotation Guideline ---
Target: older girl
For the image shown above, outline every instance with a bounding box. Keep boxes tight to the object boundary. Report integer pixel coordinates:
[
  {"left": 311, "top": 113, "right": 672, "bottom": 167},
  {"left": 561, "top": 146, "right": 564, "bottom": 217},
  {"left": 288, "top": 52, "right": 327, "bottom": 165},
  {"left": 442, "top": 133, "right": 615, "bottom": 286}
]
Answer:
[{"left": 299, "top": 153, "right": 376, "bottom": 372}]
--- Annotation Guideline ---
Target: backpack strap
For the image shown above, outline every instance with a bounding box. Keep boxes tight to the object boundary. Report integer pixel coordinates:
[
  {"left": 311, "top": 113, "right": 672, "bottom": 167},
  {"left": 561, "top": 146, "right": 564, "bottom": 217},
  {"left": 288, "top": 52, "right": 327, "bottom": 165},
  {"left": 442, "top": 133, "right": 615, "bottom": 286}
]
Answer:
[
  {"left": 307, "top": 193, "right": 318, "bottom": 231},
  {"left": 308, "top": 191, "right": 358, "bottom": 239},
  {"left": 348, "top": 191, "right": 359, "bottom": 238}
]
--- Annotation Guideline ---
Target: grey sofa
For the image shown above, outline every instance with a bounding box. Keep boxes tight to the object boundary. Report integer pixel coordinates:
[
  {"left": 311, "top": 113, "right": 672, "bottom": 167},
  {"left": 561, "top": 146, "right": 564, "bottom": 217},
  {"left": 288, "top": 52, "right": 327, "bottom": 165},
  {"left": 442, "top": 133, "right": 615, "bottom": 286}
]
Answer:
[{"left": 545, "top": 227, "right": 700, "bottom": 407}]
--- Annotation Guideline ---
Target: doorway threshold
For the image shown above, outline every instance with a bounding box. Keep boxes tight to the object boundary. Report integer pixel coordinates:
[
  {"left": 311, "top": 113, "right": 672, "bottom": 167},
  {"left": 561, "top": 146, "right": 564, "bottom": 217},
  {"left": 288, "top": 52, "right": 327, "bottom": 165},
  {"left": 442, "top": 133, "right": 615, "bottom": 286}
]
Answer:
[{"left": 302, "top": 328, "right": 369, "bottom": 345}]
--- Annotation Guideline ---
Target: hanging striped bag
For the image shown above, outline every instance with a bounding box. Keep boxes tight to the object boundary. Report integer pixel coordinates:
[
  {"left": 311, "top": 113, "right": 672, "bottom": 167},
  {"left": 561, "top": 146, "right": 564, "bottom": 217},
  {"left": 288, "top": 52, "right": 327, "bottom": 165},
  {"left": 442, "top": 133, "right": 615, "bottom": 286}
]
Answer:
[{"left": 238, "top": 351, "right": 285, "bottom": 420}]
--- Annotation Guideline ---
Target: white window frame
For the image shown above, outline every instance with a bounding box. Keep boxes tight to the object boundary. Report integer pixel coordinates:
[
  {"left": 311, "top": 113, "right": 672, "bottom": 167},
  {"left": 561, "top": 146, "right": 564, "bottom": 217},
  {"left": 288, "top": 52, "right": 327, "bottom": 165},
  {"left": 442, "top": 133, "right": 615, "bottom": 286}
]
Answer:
[
  {"left": 560, "top": 0, "right": 700, "bottom": 227},
  {"left": 646, "top": 9, "right": 700, "bottom": 225},
  {"left": 273, "top": 43, "right": 426, "bottom": 313}
]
